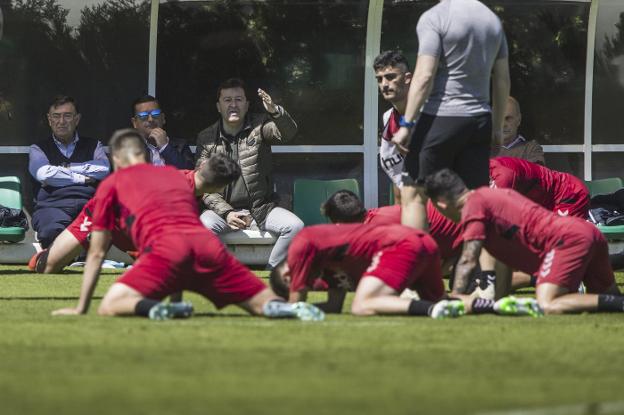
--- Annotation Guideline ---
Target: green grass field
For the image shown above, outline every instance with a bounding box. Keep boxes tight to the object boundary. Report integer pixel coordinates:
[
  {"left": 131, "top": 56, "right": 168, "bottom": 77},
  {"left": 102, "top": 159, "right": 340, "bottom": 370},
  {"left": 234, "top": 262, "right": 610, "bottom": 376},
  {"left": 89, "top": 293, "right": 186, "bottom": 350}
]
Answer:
[{"left": 1, "top": 266, "right": 624, "bottom": 415}]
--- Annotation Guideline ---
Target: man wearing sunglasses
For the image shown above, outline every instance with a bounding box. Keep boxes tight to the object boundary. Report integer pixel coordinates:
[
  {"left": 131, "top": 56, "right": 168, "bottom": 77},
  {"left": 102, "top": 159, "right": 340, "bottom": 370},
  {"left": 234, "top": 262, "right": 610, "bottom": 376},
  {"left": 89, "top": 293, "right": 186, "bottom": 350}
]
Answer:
[
  {"left": 130, "top": 95, "right": 194, "bottom": 169},
  {"left": 29, "top": 95, "right": 110, "bottom": 248}
]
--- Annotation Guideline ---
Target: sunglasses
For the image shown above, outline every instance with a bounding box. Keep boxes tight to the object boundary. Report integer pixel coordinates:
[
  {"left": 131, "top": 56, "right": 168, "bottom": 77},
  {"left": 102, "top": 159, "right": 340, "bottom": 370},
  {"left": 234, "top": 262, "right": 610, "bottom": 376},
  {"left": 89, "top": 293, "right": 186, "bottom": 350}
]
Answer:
[{"left": 135, "top": 109, "right": 162, "bottom": 120}]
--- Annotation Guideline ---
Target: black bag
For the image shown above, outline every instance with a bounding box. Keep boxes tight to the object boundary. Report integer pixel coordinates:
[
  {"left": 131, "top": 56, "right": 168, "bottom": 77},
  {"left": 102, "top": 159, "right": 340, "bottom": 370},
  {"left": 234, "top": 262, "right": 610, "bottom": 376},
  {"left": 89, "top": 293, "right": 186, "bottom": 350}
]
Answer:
[
  {"left": 587, "top": 207, "right": 624, "bottom": 226},
  {"left": 0, "top": 204, "right": 29, "bottom": 230}
]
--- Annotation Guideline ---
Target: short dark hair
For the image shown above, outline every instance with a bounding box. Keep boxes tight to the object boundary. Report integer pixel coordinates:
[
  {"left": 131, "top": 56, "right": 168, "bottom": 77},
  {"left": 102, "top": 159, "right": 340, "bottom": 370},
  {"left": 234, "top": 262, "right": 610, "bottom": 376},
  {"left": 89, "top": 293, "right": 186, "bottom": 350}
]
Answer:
[
  {"left": 424, "top": 169, "right": 468, "bottom": 202},
  {"left": 269, "top": 260, "right": 289, "bottom": 299},
  {"left": 373, "top": 50, "right": 409, "bottom": 72},
  {"left": 108, "top": 128, "right": 147, "bottom": 159},
  {"left": 217, "top": 78, "right": 247, "bottom": 101},
  {"left": 131, "top": 94, "right": 160, "bottom": 116},
  {"left": 321, "top": 190, "right": 366, "bottom": 223},
  {"left": 198, "top": 153, "right": 241, "bottom": 188},
  {"left": 49, "top": 95, "right": 79, "bottom": 113}
]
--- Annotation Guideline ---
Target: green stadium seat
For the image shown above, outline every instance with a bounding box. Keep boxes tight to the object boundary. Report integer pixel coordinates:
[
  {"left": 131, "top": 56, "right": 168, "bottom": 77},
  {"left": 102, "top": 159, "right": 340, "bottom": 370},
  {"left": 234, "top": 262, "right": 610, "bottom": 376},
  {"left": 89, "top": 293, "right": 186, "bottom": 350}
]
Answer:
[
  {"left": 595, "top": 224, "right": 624, "bottom": 240},
  {"left": 293, "top": 179, "right": 360, "bottom": 225},
  {"left": 0, "top": 176, "right": 26, "bottom": 243},
  {"left": 584, "top": 177, "right": 623, "bottom": 197}
]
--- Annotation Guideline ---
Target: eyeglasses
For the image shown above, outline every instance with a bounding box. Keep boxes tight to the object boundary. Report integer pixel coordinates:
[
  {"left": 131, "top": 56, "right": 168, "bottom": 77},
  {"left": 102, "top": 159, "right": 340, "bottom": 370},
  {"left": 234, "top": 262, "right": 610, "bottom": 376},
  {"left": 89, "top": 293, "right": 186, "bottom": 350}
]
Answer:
[
  {"left": 134, "top": 109, "right": 162, "bottom": 121},
  {"left": 49, "top": 113, "right": 77, "bottom": 122}
]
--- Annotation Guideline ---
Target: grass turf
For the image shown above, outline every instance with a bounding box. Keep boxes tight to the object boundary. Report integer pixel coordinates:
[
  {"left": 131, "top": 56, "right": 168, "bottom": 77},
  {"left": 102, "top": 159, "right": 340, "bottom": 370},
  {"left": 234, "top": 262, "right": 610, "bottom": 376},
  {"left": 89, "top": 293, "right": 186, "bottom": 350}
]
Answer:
[{"left": 1, "top": 266, "right": 624, "bottom": 415}]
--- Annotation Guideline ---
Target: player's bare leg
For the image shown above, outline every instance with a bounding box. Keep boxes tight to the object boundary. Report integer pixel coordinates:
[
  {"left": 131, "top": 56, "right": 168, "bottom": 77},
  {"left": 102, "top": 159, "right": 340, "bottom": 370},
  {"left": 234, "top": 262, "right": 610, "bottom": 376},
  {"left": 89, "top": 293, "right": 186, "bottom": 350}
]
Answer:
[
  {"left": 97, "top": 283, "right": 145, "bottom": 316},
  {"left": 511, "top": 271, "right": 533, "bottom": 290},
  {"left": 237, "top": 287, "right": 283, "bottom": 315},
  {"left": 536, "top": 282, "right": 623, "bottom": 314},
  {"left": 98, "top": 283, "right": 193, "bottom": 320},
  {"left": 400, "top": 184, "right": 429, "bottom": 231},
  {"left": 29, "top": 229, "right": 83, "bottom": 273},
  {"left": 238, "top": 287, "right": 325, "bottom": 321},
  {"left": 44, "top": 230, "right": 84, "bottom": 273},
  {"left": 351, "top": 276, "right": 412, "bottom": 315}
]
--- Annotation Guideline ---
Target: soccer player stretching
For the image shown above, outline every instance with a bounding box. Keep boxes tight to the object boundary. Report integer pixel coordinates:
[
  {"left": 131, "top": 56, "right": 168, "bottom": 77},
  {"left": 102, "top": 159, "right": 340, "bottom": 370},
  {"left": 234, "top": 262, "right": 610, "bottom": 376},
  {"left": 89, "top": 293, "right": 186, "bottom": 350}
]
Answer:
[
  {"left": 425, "top": 169, "right": 624, "bottom": 315},
  {"left": 52, "top": 129, "right": 323, "bottom": 321},
  {"left": 270, "top": 223, "right": 536, "bottom": 318},
  {"left": 30, "top": 153, "right": 236, "bottom": 274}
]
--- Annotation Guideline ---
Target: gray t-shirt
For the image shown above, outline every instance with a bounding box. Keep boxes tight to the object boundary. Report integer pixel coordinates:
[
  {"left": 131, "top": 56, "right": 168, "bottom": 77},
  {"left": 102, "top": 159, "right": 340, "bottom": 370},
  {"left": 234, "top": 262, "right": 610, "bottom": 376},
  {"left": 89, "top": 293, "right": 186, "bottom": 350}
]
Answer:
[{"left": 417, "top": 0, "right": 508, "bottom": 117}]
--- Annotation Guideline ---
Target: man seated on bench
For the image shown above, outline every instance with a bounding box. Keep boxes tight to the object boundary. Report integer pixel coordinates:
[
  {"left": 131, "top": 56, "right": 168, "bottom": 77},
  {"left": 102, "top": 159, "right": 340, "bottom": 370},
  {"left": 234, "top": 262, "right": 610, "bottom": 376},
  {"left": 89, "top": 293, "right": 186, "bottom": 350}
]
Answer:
[{"left": 195, "top": 78, "right": 303, "bottom": 269}]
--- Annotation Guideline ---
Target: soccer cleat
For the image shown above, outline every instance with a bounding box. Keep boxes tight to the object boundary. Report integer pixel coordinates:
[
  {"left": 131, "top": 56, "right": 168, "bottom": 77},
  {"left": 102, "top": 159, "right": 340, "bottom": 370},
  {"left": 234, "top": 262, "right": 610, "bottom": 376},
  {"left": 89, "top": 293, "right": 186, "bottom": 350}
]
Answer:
[
  {"left": 148, "top": 301, "right": 194, "bottom": 321},
  {"left": 28, "top": 249, "right": 49, "bottom": 273},
  {"left": 430, "top": 300, "right": 465, "bottom": 319},
  {"left": 494, "top": 296, "right": 543, "bottom": 317},
  {"left": 290, "top": 302, "right": 325, "bottom": 321}
]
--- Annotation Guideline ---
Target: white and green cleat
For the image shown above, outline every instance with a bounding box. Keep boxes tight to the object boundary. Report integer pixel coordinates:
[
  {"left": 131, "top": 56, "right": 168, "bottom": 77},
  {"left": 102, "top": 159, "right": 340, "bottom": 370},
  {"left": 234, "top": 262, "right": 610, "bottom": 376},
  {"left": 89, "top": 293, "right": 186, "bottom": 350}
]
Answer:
[
  {"left": 430, "top": 300, "right": 465, "bottom": 319},
  {"left": 494, "top": 296, "right": 543, "bottom": 317},
  {"left": 291, "top": 302, "right": 325, "bottom": 321},
  {"left": 148, "top": 301, "right": 194, "bottom": 321}
]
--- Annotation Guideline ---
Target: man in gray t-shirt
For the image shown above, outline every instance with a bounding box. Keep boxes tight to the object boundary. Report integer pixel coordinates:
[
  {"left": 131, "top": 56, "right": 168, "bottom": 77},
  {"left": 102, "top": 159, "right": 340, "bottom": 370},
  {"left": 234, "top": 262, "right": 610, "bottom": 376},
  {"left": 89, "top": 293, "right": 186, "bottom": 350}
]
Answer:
[{"left": 392, "top": 0, "right": 510, "bottom": 231}]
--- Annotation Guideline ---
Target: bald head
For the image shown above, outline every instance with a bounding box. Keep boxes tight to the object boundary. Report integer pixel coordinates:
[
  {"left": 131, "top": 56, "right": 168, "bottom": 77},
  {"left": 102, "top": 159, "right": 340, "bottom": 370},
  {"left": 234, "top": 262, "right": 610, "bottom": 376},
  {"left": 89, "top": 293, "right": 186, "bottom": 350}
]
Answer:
[{"left": 502, "top": 96, "right": 522, "bottom": 145}]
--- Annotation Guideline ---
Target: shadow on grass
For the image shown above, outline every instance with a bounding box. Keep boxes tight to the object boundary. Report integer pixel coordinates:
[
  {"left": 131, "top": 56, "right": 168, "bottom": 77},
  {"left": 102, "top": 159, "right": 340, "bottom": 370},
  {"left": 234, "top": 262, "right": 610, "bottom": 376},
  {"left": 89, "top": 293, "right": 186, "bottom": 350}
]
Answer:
[
  {"left": 0, "top": 270, "right": 84, "bottom": 276},
  {"left": 0, "top": 296, "right": 104, "bottom": 300},
  {"left": 194, "top": 312, "right": 250, "bottom": 318}
]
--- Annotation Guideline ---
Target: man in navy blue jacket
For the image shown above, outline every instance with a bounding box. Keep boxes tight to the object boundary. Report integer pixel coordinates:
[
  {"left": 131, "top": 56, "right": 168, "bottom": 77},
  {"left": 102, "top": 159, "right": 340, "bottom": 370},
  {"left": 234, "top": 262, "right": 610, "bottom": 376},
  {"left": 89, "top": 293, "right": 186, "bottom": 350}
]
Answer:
[{"left": 130, "top": 95, "right": 194, "bottom": 169}]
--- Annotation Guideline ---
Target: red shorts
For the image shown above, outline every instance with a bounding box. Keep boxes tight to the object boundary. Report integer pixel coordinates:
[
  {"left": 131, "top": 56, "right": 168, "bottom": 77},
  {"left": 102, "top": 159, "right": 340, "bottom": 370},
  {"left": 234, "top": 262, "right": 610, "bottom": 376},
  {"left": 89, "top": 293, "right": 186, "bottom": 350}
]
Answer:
[
  {"left": 67, "top": 203, "right": 136, "bottom": 252},
  {"left": 363, "top": 234, "right": 445, "bottom": 302},
  {"left": 536, "top": 224, "right": 614, "bottom": 293},
  {"left": 554, "top": 178, "right": 590, "bottom": 218},
  {"left": 117, "top": 231, "right": 266, "bottom": 308}
]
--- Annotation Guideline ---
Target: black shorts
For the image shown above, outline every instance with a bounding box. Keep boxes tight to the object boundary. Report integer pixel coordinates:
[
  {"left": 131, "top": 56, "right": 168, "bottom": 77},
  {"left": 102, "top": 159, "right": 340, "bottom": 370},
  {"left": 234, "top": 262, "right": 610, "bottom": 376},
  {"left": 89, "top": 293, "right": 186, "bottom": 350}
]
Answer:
[{"left": 403, "top": 113, "right": 491, "bottom": 189}]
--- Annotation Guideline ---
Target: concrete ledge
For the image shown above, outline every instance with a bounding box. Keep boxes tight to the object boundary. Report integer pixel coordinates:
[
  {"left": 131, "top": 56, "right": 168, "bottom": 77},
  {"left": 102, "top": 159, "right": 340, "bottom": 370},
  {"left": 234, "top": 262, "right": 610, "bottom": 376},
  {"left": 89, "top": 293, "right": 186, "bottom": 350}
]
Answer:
[
  {"left": 0, "top": 229, "right": 275, "bottom": 267},
  {"left": 0, "top": 232, "right": 134, "bottom": 265},
  {"left": 220, "top": 229, "right": 277, "bottom": 245},
  {"left": 219, "top": 229, "right": 276, "bottom": 265}
]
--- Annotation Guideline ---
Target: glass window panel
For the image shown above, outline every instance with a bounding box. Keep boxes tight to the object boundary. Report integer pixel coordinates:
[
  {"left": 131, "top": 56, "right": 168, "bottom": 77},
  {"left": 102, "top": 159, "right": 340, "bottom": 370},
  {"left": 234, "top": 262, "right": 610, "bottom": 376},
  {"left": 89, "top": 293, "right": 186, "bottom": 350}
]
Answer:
[
  {"left": 544, "top": 152, "right": 584, "bottom": 178},
  {"left": 0, "top": 1, "right": 150, "bottom": 145},
  {"left": 593, "top": 0, "right": 624, "bottom": 144},
  {"left": 156, "top": 1, "right": 368, "bottom": 145},
  {"left": 592, "top": 153, "right": 624, "bottom": 180},
  {"left": 380, "top": 0, "right": 589, "bottom": 146},
  {"left": 273, "top": 153, "right": 363, "bottom": 211}
]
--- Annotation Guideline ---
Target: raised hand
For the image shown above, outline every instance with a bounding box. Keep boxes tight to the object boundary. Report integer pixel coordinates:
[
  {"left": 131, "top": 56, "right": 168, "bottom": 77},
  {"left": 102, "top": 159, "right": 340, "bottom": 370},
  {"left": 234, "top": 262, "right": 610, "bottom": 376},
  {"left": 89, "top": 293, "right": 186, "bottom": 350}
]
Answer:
[{"left": 258, "top": 89, "right": 278, "bottom": 115}]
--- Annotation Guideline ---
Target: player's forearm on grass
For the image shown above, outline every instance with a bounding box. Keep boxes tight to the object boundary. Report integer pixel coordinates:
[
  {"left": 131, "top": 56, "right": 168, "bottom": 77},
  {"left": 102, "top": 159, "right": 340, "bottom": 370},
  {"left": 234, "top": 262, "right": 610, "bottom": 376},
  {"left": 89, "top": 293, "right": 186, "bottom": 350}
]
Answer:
[
  {"left": 402, "top": 55, "right": 439, "bottom": 122},
  {"left": 314, "top": 288, "right": 346, "bottom": 314},
  {"left": 76, "top": 231, "right": 111, "bottom": 313},
  {"left": 453, "top": 240, "right": 483, "bottom": 294}
]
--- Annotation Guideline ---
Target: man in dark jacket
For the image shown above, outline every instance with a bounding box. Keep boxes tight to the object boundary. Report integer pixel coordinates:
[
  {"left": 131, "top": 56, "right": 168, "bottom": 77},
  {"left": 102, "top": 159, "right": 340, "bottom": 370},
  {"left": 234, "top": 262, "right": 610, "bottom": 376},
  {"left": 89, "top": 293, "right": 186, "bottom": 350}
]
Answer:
[
  {"left": 29, "top": 95, "right": 110, "bottom": 248},
  {"left": 131, "top": 95, "right": 194, "bottom": 169},
  {"left": 196, "top": 78, "right": 303, "bottom": 269}
]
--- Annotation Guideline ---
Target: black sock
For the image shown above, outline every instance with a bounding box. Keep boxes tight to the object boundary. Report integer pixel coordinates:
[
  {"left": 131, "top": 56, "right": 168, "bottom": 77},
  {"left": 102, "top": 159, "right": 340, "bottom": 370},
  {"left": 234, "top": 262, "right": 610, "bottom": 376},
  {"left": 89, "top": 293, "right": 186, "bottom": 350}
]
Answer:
[
  {"left": 597, "top": 295, "right": 624, "bottom": 312},
  {"left": 134, "top": 299, "right": 160, "bottom": 317},
  {"left": 529, "top": 275, "right": 537, "bottom": 287},
  {"left": 408, "top": 299, "right": 435, "bottom": 316},
  {"left": 471, "top": 298, "right": 495, "bottom": 314},
  {"left": 479, "top": 271, "right": 496, "bottom": 289}
]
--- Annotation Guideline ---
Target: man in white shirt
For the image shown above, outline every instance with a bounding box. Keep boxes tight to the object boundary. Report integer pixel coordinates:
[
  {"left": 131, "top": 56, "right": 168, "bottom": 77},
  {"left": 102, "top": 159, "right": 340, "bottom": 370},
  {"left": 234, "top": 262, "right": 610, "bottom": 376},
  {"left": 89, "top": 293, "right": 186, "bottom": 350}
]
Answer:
[{"left": 374, "top": 50, "right": 412, "bottom": 204}]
